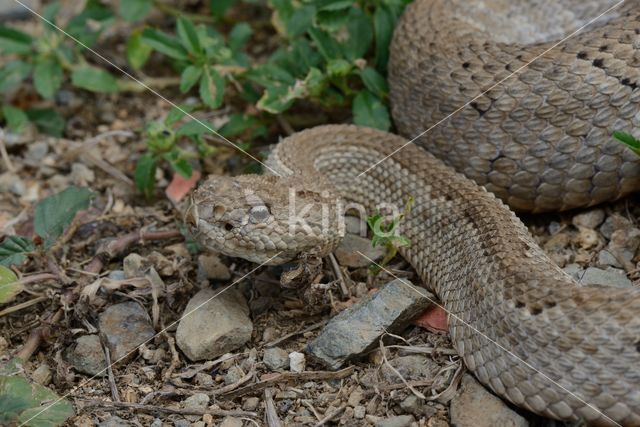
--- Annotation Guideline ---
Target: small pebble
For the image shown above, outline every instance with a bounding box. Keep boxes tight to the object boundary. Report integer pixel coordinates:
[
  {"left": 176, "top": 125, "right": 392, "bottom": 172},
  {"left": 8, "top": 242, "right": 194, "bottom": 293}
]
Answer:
[
  {"left": 197, "top": 254, "right": 231, "bottom": 281},
  {"left": 354, "top": 405, "right": 366, "bottom": 419},
  {"left": 572, "top": 208, "right": 605, "bottom": 229},
  {"left": 243, "top": 397, "right": 260, "bottom": 411},
  {"left": 123, "top": 253, "right": 145, "bottom": 278},
  {"left": 374, "top": 415, "right": 415, "bottom": 427},
  {"left": 289, "top": 351, "right": 306, "bottom": 373},
  {"left": 32, "top": 364, "right": 52, "bottom": 386},
  {"left": 263, "top": 347, "right": 289, "bottom": 370},
  {"left": 579, "top": 267, "right": 633, "bottom": 288},
  {"left": 219, "top": 417, "right": 243, "bottom": 427}
]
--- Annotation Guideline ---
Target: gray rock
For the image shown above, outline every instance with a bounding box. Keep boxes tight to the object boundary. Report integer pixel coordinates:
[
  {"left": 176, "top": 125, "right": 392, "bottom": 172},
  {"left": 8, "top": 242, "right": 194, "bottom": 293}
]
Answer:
[
  {"left": 600, "top": 214, "right": 632, "bottom": 239},
  {"left": 381, "top": 355, "right": 439, "bottom": 383},
  {"left": 597, "top": 250, "right": 622, "bottom": 268},
  {"left": 242, "top": 397, "right": 260, "bottom": 411},
  {"left": 263, "top": 347, "right": 289, "bottom": 370},
  {"left": 219, "top": 417, "right": 243, "bottom": 427},
  {"left": 578, "top": 267, "right": 632, "bottom": 288},
  {"left": 289, "top": 351, "right": 305, "bottom": 373},
  {"left": 176, "top": 287, "right": 253, "bottom": 361},
  {"left": 0, "top": 0, "right": 39, "bottom": 20},
  {"left": 374, "top": 415, "right": 415, "bottom": 427},
  {"left": 572, "top": 209, "right": 605, "bottom": 229},
  {"left": 31, "top": 364, "right": 52, "bottom": 386},
  {"left": 123, "top": 253, "right": 145, "bottom": 278},
  {"left": 224, "top": 366, "right": 245, "bottom": 384},
  {"left": 173, "top": 419, "right": 190, "bottom": 427},
  {"left": 99, "top": 302, "right": 156, "bottom": 361},
  {"left": 399, "top": 395, "right": 422, "bottom": 415},
  {"left": 334, "top": 234, "right": 386, "bottom": 268},
  {"left": 98, "top": 415, "right": 132, "bottom": 427},
  {"left": 183, "top": 392, "right": 209, "bottom": 409},
  {"left": 451, "top": 375, "right": 528, "bottom": 427},
  {"left": 197, "top": 254, "right": 231, "bottom": 281},
  {"left": 64, "top": 335, "right": 107, "bottom": 376},
  {"left": 195, "top": 372, "right": 214, "bottom": 386},
  {"left": 108, "top": 270, "right": 126, "bottom": 281},
  {"left": 307, "top": 279, "right": 433, "bottom": 369},
  {"left": 354, "top": 405, "right": 366, "bottom": 419},
  {"left": 563, "top": 264, "right": 583, "bottom": 281},
  {"left": 0, "top": 172, "right": 25, "bottom": 196}
]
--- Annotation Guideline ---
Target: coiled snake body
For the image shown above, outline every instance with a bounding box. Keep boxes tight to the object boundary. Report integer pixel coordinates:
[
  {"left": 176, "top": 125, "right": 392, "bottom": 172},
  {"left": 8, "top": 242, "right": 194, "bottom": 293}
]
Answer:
[{"left": 190, "top": 1, "right": 640, "bottom": 425}]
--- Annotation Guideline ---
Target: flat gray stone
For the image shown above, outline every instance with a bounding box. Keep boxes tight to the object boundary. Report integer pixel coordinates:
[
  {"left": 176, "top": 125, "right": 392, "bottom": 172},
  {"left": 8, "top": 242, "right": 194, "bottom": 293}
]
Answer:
[
  {"left": 99, "top": 302, "right": 156, "bottom": 361},
  {"left": 597, "top": 250, "right": 622, "bottom": 268},
  {"left": 572, "top": 209, "right": 605, "bottom": 229},
  {"left": 64, "top": 335, "right": 107, "bottom": 377},
  {"left": 579, "top": 267, "right": 633, "bottom": 288},
  {"left": 334, "top": 234, "right": 386, "bottom": 268},
  {"left": 263, "top": 347, "right": 289, "bottom": 370},
  {"left": 306, "top": 279, "right": 432, "bottom": 369},
  {"left": 176, "top": 287, "right": 253, "bottom": 361},
  {"left": 374, "top": 415, "right": 415, "bottom": 427},
  {"left": 451, "top": 375, "right": 528, "bottom": 427}
]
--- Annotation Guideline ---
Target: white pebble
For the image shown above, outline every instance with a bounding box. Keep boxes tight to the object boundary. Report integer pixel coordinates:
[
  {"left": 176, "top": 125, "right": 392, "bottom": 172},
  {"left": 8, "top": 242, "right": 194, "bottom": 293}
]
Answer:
[{"left": 289, "top": 351, "right": 306, "bottom": 373}]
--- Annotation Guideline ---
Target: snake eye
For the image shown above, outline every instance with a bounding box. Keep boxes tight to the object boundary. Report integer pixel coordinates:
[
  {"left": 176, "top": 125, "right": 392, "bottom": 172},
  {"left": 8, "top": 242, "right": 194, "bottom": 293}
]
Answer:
[{"left": 249, "top": 205, "right": 270, "bottom": 223}]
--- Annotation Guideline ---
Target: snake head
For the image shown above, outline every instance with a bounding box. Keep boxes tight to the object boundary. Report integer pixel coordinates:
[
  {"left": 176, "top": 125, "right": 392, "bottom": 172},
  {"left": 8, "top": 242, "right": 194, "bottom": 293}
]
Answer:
[{"left": 186, "top": 174, "right": 343, "bottom": 265}]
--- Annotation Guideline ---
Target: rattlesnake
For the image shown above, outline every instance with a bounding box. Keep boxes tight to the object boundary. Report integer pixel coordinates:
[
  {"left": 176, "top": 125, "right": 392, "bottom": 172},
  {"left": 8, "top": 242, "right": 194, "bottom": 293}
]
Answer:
[{"left": 188, "top": 1, "right": 640, "bottom": 425}]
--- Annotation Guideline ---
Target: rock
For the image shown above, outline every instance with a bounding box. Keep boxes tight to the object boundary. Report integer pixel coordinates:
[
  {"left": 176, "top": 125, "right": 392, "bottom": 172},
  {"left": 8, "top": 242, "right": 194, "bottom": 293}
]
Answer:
[
  {"left": 354, "top": 405, "right": 366, "bottom": 419},
  {"left": 243, "top": 397, "right": 260, "bottom": 411},
  {"left": 578, "top": 267, "right": 632, "bottom": 288},
  {"left": 347, "top": 387, "right": 364, "bottom": 406},
  {"left": 99, "top": 302, "right": 156, "bottom": 361},
  {"left": 344, "top": 215, "right": 366, "bottom": 235},
  {"left": 108, "top": 270, "right": 126, "bottom": 281},
  {"left": 381, "top": 355, "right": 439, "bottom": 383},
  {"left": 224, "top": 366, "right": 245, "bottom": 385},
  {"left": 374, "top": 415, "right": 415, "bottom": 427},
  {"left": 197, "top": 254, "right": 231, "bottom": 281},
  {"left": 263, "top": 347, "right": 289, "bottom": 370},
  {"left": 572, "top": 209, "right": 605, "bottom": 229},
  {"left": 0, "top": 172, "right": 25, "bottom": 196},
  {"left": 71, "top": 162, "right": 95, "bottom": 185},
  {"left": 573, "top": 226, "right": 599, "bottom": 250},
  {"left": 183, "top": 392, "right": 210, "bottom": 409},
  {"left": 0, "top": 0, "right": 39, "bottom": 20},
  {"left": 307, "top": 279, "right": 432, "bottom": 369},
  {"left": 399, "top": 395, "right": 422, "bottom": 414},
  {"left": 289, "top": 351, "right": 306, "bottom": 373},
  {"left": 65, "top": 335, "right": 107, "bottom": 376},
  {"left": 123, "top": 253, "right": 145, "bottom": 278},
  {"left": 563, "top": 264, "right": 582, "bottom": 280},
  {"left": 219, "top": 417, "right": 243, "bottom": 427},
  {"left": 334, "top": 234, "right": 386, "bottom": 268},
  {"left": 98, "top": 416, "right": 132, "bottom": 427},
  {"left": 195, "top": 372, "right": 214, "bottom": 386},
  {"left": 32, "top": 364, "right": 52, "bottom": 385},
  {"left": 176, "top": 287, "right": 252, "bottom": 361},
  {"left": 451, "top": 375, "right": 528, "bottom": 427},
  {"left": 597, "top": 250, "right": 622, "bottom": 268},
  {"left": 600, "top": 214, "right": 632, "bottom": 239}
]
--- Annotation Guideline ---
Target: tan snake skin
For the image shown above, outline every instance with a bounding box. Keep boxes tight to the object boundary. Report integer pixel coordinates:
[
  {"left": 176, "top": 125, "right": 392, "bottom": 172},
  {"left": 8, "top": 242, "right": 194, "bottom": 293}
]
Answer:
[
  {"left": 390, "top": 0, "right": 640, "bottom": 212},
  {"left": 189, "top": 1, "right": 640, "bottom": 425}
]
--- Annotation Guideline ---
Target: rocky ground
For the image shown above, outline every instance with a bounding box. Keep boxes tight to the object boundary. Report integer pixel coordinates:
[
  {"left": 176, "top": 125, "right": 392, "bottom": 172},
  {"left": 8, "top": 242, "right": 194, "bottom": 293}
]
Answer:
[{"left": 2, "top": 3, "right": 640, "bottom": 427}]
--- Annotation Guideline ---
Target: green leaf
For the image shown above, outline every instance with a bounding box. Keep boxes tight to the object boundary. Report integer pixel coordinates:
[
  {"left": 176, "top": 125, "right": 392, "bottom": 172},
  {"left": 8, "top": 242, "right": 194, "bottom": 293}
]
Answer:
[
  {"left": 0, "top": 61, "right": 32, "bottom": 93},
  {"left": 316, "top": 0, "right": 353, "bottom": 11},
  {"left": 286, "top": 5, "right": 315, "bottom": 38},
  {"left": 359, "top": 67, "right": 388, "bottom": 98},
  {"left": 0, "top": 374, "right": 74, "bottom": 426},
  {"left": 352, "top": 90, "right": 391, "bottom": 131},
  {"left": 180, "top": 65, "right": 202, "bottom": 93},
  {"left": 307, "top": 28, "right": 342, "bottom": 60},
  {"left": 373, "top": 5, "right": 394, "bottom": 72},
  {"left": 199, "top": 66, "right": 225, "bottom": 108},
  {"left": 25, "top": 109, "right": 64, "bottom": 137},
  {"left": 0, "top": 25, "right": 33, "bottom": 54},
  {"left": 127, "top": 30, "right": 152, "bottom": 69},
  {"left": 303, "top": 67, "right": 327, "bottom": 98},
  {"left": 314, "top": 9, "right": 350, "bottom": 31},
  {"left": 0, "top": 236, "right": 34, "bottom": 268},
  {"left": 177, "top": 16, "right": 202, "bottom": 55},
  {"left": 256, "top": 81, "right": 306, "bottom": 114},
  {"left": 135, "top": 153, "right": 157, "bottom": 200},
  {"left": 613, "top": 131, "right": 640, "bottom": 154},
  {"left": 34, "top": 186, "right": 93, "bottom": 249},
  {"left": 343, "top": 8, "right": 373, "bottom": 61},
  {"left": 119, "top": 0, "right": 152, "bottom": 21},
  {"left": 71, "top": 66, "right": 118, "bottom": 93},
  {"left": 33, "top": 58, "right": 63, "bottom": 99},
  {"left": 66, "top": 1, "right": 114, "bottom": 47},
  {"left": 219, "top": 114, "right": 259, "bottom": 138},
  {"left": 0, "top": 265, "right": 22, "bottom": 303},
  {"left": 2, "top": 105, "right": 28, "bottom": 133},
  {"left": 326, "top": 59, "right": 352, "bottom": 78},
  {"left": 210, "top": 0, "right": 235, "bottom": 18},
  {"left": 165, "top": 104, "right": 196, "bottom": 126},
  {"left": 141, "top": 28, "right": 189, "bottom": 61},
  {"left": 176, "top": 119, "right": 217, "bottom": 136},
  {"left": 228, "top": 23, "right": 252, "bottom": 52},
  {"left": 165, "top": 153, "right": 192, "bottom": 178}
]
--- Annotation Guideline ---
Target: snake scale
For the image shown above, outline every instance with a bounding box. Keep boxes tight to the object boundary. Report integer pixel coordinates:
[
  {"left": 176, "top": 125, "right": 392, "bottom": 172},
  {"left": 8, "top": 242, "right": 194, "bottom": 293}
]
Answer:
[{"left": 189, "top": 0, "right": 640, "bottom": 425}]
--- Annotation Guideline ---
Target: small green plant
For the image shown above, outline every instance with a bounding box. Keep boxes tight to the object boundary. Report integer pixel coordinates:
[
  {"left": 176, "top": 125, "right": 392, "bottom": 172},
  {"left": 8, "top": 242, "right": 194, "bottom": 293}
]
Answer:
[
  {"left": 613, "top": 131, "right": 640, "bottom": 156},
  {"left": 0, "top": 186, "right": 94, "bottom": 302},
  {"left": 366, "top": 195, "right": 413, "bottom": 274}
]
